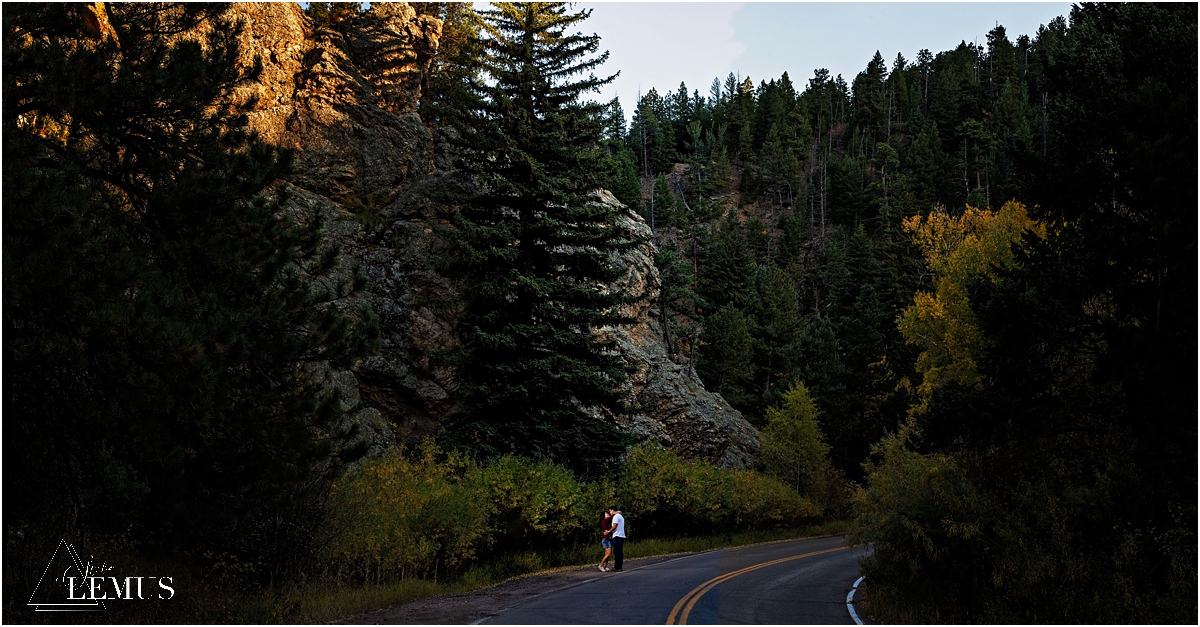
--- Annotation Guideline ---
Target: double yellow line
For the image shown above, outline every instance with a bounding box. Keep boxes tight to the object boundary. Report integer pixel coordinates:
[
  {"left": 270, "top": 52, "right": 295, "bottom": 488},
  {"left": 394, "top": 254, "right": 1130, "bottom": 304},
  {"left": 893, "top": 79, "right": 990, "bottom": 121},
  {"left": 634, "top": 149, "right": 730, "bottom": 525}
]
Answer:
[{"left": 665, "top": 546, "right": 851, "bottom": 625}]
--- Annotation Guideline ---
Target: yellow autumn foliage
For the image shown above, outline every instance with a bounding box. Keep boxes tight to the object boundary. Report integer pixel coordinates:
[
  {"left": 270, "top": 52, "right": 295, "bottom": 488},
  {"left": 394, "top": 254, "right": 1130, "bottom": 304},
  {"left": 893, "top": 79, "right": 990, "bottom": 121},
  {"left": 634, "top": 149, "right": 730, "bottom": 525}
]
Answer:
[{"left": 898, "top": 201, "right": 1044, "bottom": 405}]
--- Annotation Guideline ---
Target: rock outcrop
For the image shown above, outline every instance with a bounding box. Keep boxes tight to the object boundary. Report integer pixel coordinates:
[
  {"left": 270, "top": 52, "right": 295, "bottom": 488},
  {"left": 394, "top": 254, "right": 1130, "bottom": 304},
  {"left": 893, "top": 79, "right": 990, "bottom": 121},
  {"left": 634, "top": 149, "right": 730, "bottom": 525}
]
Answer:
[
  {"left": 598, "top": 191, "right": 761, "bottom": 468},
  {"left": 213, "top": 3, "right": 760, "bottom": 468}
]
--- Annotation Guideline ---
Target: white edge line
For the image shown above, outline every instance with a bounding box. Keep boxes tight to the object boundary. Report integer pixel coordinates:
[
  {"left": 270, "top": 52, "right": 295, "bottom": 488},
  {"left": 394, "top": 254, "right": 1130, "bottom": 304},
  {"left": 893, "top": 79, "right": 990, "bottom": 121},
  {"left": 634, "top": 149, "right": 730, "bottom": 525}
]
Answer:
[{"left": 846, "top": 575, "right": 866, "bottom": 625}]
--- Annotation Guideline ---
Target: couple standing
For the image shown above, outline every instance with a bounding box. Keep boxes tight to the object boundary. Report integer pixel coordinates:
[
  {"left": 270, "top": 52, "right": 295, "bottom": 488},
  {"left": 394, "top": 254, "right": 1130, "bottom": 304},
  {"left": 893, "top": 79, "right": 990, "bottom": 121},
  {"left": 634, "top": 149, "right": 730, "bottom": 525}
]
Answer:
[{"left": 598, "top": 507, "right": 625, "bottom": 572}]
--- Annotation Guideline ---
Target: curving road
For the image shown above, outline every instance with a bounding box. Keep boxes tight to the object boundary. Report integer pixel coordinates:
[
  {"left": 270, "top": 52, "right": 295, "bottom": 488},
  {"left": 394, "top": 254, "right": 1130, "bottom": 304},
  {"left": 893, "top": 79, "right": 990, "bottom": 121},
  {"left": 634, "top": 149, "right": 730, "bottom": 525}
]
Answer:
[{"left": 479, "top": 535, "right": 870, "bottom": 625}]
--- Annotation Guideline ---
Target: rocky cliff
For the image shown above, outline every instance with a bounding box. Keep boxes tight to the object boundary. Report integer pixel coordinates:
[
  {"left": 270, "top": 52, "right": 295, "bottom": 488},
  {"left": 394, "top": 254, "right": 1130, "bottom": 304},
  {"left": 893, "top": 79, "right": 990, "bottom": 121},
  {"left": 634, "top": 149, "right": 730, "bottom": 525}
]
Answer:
[{"left": 214, "top": 2, "right": 760, "bottom": 468}]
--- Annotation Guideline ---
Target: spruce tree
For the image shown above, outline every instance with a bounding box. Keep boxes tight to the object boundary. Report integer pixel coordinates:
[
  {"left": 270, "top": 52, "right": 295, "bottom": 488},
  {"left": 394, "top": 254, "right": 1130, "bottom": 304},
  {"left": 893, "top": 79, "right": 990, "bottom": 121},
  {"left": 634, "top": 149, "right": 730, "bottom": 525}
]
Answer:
[
  {"left": 4, "top": 3, "right": 377, "bottom": 565},
  {"left": 748, "top": 265, "right": 804, "bottom": 406},
  {"left": 597, "top": 98, "right": 642, "bottom": 208},
  {"left": 698, "top": 305, "right": 754, "bottom": 405},
  {"left": 445, "top": 3, "right": 636, "bottom": 474},
  {"left": 698, "top": 209, "right": 755, "bottom": 310},
  {"left": 417, "top": 3, "right": 485, "bottom": 129}
]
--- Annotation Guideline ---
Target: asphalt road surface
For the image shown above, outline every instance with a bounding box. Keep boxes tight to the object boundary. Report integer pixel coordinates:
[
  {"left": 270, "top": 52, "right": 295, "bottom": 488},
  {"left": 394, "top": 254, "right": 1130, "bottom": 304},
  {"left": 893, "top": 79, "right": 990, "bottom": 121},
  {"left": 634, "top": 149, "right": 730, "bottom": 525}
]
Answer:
[{"left": 481, "top": 535, "right": 870, "bottom": 625}]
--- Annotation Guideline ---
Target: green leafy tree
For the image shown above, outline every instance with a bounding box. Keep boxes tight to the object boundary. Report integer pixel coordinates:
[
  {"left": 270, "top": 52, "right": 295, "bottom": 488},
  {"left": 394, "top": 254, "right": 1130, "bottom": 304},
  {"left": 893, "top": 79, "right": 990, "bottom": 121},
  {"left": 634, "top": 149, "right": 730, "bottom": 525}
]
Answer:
[
  {"left": 760, "top": 382, "right": 846, "bottom": 513},
  {"left": 444, "top": 3, "right": 636, "bottom": 475}
]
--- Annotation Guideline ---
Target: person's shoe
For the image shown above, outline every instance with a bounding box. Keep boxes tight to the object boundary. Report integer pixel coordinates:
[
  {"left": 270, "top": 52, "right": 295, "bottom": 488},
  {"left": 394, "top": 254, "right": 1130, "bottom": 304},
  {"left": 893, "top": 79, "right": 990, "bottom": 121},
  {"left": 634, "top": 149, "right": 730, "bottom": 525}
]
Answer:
[{"left": 598, "top": 565, "right": 605, "bottom": 571}]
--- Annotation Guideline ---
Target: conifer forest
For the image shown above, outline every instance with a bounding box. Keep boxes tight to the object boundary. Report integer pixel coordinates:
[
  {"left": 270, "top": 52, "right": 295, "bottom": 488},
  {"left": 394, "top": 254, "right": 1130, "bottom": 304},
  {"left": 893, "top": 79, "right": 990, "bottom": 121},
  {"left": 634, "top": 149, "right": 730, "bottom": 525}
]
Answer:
[{"left": 3, "top": 2, "right": 1195, "bottom": 623}]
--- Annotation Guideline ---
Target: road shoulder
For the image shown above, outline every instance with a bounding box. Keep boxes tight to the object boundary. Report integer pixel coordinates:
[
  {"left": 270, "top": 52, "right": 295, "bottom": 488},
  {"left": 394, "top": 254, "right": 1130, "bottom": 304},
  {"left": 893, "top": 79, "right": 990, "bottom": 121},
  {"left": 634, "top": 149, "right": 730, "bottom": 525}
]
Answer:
[
  {"left": 336, "top": 553, "right": 690, "bottom": 625},
  {"left": 336, "top": 534, "right": 852, "bottom": 625}
]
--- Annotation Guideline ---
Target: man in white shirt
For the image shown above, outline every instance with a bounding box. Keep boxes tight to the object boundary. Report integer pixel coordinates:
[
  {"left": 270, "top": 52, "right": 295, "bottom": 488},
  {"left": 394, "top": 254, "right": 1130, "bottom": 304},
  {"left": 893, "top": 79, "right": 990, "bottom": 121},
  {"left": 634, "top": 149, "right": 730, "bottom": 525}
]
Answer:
[{"left": 607, "top": 507, "right": 626, "bottom": 571}]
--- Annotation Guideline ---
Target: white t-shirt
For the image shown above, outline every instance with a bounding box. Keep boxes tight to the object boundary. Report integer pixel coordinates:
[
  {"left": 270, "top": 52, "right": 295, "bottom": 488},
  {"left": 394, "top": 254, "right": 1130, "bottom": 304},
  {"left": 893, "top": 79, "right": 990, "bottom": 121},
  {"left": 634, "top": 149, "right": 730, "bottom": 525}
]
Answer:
[{"left": 611, "top": 512, "right": 626, "bottom": 538}]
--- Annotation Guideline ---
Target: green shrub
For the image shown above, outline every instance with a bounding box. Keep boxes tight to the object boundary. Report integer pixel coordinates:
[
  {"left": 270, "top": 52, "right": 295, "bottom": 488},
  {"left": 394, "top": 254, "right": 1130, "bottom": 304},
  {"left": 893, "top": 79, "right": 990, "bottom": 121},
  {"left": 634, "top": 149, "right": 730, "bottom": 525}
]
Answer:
[
  {"left": 322, "top": 445, "right": 489, "bottom": 584},
  {"left": 468, "top": 455, "right": 586, "bottom": 552},
  {"left": 851, "top": 422, "right": 991, "bottom": 621},
  {"left": 322, "top": 442, "right": 823, "bottom": 588},
  {"left": 617, "top": 444, "right": 729, "bottom": 536},
  {"left": 617, "top": 444, "right": 821, "bottom": 536},
  {"left": 853, "top": 417, "right": 1197, "bottom": 623},
  {"left": 728, "top": 469, "right": 822, "bottom": 528},
  {"left": 323, "top": 447, "right": 593, "bottom": 582}
]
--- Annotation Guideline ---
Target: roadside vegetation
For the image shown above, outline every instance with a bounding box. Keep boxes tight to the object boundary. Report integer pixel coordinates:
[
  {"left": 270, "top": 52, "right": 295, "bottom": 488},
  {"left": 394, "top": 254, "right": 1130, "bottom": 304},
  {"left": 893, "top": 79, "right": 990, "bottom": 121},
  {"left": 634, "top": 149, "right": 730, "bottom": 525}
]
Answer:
[{"left": 7, "top": 438, "right": 849, "bottom": 624}]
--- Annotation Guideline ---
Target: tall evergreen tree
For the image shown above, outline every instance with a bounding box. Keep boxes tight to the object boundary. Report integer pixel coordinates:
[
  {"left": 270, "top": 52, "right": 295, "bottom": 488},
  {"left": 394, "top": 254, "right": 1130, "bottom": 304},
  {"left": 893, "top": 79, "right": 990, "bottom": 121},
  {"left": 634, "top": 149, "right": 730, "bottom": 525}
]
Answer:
[
  {"left": 445, "top": 3, "right": 636, "bottom": 474},
  {"left": 698, "top": 209, "right": 755, "bottom": 309},
  {"left": 597, "top": 98, "right": 642, "bottom": 208},
  {"left": 698, "top": 304, "right": 754, "bottom": 405},
  {"left": 4, "top": 3, "right": 378, "bottom": 569},
  {"left": 417, "top": 2, "right": 485, "bottom": 129}
]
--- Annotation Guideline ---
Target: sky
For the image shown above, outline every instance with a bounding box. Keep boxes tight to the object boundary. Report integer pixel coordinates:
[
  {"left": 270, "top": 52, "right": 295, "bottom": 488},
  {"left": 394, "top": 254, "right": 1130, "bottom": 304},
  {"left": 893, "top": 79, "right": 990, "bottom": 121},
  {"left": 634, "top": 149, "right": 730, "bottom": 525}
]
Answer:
[{"left": 579, "top": 3, "right": 1073, "bottom": 115}]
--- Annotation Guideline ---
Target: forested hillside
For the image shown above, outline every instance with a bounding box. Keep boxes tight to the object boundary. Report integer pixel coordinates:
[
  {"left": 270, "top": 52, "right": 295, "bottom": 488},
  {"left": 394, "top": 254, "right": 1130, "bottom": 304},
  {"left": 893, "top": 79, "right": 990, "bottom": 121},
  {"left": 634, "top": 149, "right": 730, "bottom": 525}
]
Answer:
[
  {"left": 3, "top": 2, "right": 1193, "bottom": 623},
  {"left": 571, "top": 17, "right": 1084, "bottom": 478},
  {"left": 430, "top": 2, "right": 1196, "bottom": 621}
]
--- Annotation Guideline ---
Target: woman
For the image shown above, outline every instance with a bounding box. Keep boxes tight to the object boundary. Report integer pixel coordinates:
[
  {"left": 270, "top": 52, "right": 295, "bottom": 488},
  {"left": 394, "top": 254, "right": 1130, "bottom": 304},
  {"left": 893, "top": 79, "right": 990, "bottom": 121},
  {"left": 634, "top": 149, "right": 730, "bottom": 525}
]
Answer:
[{"left": 598, "top": 510, "right": 613, "bottom": 571}]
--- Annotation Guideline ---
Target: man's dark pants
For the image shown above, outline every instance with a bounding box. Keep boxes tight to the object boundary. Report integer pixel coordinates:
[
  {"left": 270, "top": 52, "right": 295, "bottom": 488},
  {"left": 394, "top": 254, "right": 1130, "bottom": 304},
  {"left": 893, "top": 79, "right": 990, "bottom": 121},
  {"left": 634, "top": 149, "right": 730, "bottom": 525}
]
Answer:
[{"left": 612, "top": 536, "right": 624, "bottom": 571}]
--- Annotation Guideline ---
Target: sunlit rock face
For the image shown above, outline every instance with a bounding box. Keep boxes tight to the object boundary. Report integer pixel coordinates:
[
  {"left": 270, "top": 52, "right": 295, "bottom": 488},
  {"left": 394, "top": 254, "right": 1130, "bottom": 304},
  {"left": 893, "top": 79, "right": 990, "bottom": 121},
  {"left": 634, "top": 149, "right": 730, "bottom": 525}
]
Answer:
[
  {"left": 207, "top": 3, "right": 759, "bottom": 468},
  {"left": 597, "top": 191, "right": 762, "bottom": 469}
]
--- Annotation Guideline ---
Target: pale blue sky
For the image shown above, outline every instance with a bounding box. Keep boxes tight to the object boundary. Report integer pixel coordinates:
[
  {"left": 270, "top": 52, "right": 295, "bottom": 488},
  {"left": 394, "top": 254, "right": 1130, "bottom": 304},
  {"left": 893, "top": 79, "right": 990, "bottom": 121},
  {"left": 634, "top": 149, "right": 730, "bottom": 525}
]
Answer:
[{"left": 580, "top": 3, "right": 1072, "bottom": 112}]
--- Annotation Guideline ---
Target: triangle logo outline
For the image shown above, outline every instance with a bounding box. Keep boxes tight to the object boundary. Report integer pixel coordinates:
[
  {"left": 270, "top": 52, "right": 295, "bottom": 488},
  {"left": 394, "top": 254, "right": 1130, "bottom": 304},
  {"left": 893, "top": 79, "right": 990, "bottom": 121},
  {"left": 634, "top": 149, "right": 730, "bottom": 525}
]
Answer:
[{"left": 27, "top": 538, "right": 106, "bottom": 612}]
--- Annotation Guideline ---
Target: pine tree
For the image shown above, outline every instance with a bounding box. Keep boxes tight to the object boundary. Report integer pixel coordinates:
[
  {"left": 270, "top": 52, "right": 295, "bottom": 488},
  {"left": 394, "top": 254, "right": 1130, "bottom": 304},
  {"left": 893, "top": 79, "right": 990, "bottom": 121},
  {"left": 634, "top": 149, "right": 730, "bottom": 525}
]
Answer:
[
  {"left": 4, "top": 3, "right": 377, "bottom": 564},
  {"left": 698, "top": 209, "right": 755, "bottom": 309},
  {"left": 597, "top": 99, "right": 642, "bottom": 208},
  {"left": 417, "top": 2, "right": 485, "bottom": 129},
  {"left": 653, "top": 173, "right": 686, "bottom": 229},
  {"left": 445, "top": 3, "right": 636, "bottom": 474},
  {"left": 698, "top": 304, "right": 754, "bottom": 404},
  {"left": 748, "top": 265, "right": 804, "bottom": 407}
]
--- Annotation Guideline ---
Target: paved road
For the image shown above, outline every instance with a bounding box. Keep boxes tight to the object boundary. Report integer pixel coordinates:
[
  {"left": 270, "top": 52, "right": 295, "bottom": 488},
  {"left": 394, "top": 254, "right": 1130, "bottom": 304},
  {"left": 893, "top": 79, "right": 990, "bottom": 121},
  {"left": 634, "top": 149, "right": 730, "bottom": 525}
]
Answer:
[{"left": 481, "top": 535, "right": 870, "bottom": 625}]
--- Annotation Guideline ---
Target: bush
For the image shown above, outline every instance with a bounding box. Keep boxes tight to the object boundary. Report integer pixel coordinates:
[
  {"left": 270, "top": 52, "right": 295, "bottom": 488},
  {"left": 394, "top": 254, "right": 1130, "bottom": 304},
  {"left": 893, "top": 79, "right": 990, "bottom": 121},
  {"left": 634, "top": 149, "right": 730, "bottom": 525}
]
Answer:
[
  {"left": 468, "top": 456, "right": 586, "bottom": 552},
  {"left": 617, "top": 444, "right": 820, "bottom": 537},
  {"left": 323, "top": 445, "right": 593, "bottom": 582},
  {"left": 728, "top": 469, "right": 822, "bottom": 528},
  {"left": 323, "top": 445, "right": 489, "bottom": 584},
  {"left": 851, "top": 422, "right": 991, "bottom": 621},
  {"left": 853, "top": 417, "right": 1198, "bottom": 623},
  {"left": 323, "top": 442, "right": 823, "bottom": 587}
]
